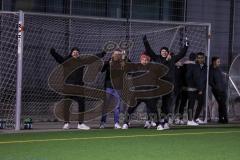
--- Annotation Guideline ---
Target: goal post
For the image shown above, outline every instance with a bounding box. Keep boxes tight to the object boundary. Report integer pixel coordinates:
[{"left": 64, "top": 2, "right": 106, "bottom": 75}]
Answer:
[
  {"left": 205, "top": 25, "right": 211, "bottom": 123},
  {"left": 15, "top": 10, "right": 24, "bottom": 131},
  {"left": 0, "top": 11, "right": 211, "bottom": 129}
]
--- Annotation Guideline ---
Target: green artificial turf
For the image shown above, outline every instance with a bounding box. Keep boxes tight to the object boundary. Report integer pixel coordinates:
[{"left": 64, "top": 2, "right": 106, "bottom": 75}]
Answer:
[{"left": 0, "top": 128, "right": 240, "bottom": 160}]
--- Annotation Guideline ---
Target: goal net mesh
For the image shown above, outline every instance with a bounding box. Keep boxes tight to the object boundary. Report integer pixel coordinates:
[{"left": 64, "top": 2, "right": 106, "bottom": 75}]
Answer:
[{"left": 0, "top": 12, "right": 209, "bottom": 129}]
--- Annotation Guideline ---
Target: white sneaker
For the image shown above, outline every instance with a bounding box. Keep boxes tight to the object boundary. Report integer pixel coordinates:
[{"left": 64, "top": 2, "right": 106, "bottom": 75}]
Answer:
[
  {"left": 63, "top": 123, "right": 70, "bottom": 129},
  {"left": 187, "top": 120, "right": 199, "bottom": 126},
  {"left": 99, "top": 123, "right": 105, "bottom": 129},
  {"left": 122, "top": 123, "right": 128, "bottom": 129},
  {"left": 174, "top": 118, "right": 180, "bottom": 125},
  {"left": 151, "top": 121, "right": 157, "bottom": 127},
  {"left": 157, "top": 124, "right": 164, "bottom": 131},
  {"left": 77, "top": 123, "right": 90, "bottom": 130},
  {"left": 195, "top": 118, "right": 205, "bottom": 124},
  {"left": 179, "top": 120, "right": 185, "bottom": 125},
  {"left": 114, "top": 123, "right": 122, "bottom": 129},
  {"left": 168, "top": 118, "right": 173, "bottom": 125},
  {"left": 163, "top": 123, "right": 170, "bottom": 130},
  {"left": 144, "top": 121, "right": 151, "bottom": 129}
]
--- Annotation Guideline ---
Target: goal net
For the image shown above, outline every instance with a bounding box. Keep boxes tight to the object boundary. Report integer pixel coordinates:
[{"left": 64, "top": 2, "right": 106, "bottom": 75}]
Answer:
[
  {"left": 0, "top": 11, "right": 210, "bottom": 129},
  {"left": 228, "top": 55, "right": 240, "bottom": 120}
]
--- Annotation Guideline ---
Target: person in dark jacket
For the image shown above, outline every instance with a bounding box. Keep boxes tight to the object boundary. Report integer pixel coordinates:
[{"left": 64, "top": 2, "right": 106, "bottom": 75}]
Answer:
[
  {"left": 143, "top": 35, "right": 188, "bottom": 130},
  {"left": 50, "top": 47, "right": 106, "bottom": 129},
  {"left": 179, "top": 53, "right": 201, "bottom": 126},
  {"left": 173, "top": 60, "right": 184, "bottom": 124},
  {"left": 209, "top": 57, "right": 228, "bottom": 123},
  {"left": 121, "top": 53, "right": 160, "bottom": 130},
  {"left": 194, "top": 52, "right": 207, "bottom": 124}
]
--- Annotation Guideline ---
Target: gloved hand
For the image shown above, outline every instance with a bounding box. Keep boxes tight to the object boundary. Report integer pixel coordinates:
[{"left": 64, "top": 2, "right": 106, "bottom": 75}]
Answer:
[
  {"left": 143, "top": 35, "right": 147, "bottom": 41},
  {"left": 50, "top": 48, "right": 56, "bottom": 55},
  {"left": 102, "top": 51, "right": 107, "bottom": 56}
]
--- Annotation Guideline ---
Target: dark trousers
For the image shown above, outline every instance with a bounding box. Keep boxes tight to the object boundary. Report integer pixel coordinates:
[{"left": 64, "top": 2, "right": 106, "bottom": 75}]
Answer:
[
  {"left": 194, "top": 92, "right": 205, "bottom": 120},
  {"left": 64, "top": 96, "right": 85, "bottom": 124},
  {"left": 124, "top": 98, "right": 159, "bottom": 124},
  {"left": 173, "top": 91, "right": 182, "bottom": 117},
  {"left": 212, "top": 90, "right": 228, "bottom": 122},
  {"left": 161, "top": 92, "right": 174, "bottom": 122},
  {"left": 179, "top": 90, "right": 197, "bottom": 121}
]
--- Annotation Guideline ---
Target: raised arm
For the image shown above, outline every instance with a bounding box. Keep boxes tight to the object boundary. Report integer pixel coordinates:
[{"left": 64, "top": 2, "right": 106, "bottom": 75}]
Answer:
[
  {"left": 95, "top": 51, "right": 107, "bottom": 58},
  {"left": 143, "top": 35, "right": 158, "bottom": 59},
  {"left": 50, "top": 48, "right": 65, "bottom": 64},
  {"left": 101, "top": 60, "right": 110, "bottom": 72},
  {"left": 174, "top": 38, "right": 189, "bottom": 62},
  {"left": 174, "top": 45, "right": 188, "bottom": 62}
]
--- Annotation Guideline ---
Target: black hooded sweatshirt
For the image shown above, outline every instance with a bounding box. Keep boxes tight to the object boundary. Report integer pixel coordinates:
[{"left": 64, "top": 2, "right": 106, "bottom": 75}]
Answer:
[
  {"left": 50, "top": 49, "right": 106, "bottom": 85},
  {"left": 143, "top": 37, "right": 188, "bottom": 83},
  {"left": 181, "top": 60, "right": 201, "bottom": 91},
  {"left": 197, "top": 63, "right": 207, "bottom": 92},
  {"left": 209, "top": 64, "right": 227, "bottom": 93}
]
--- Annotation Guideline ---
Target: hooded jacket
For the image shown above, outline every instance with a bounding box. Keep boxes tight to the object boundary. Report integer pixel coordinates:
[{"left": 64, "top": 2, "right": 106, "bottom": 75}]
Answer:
[
  {"left": 101, "top": 58, "right": 131, "bottom": 89},
  {"left": 181, "top": 60, "right": 201, "bottom": 91},
  {"left": 50, "top": 49, "right": 105, "bottom": 85},
  {"left": 143, "top": 36, "right": 188, "bottom": 83},
  {"left": 209, "top": 65, "right": 227, "bottom": 93},
  {"left": 197, "top": 63, "right": 207, "bottom": 92}
]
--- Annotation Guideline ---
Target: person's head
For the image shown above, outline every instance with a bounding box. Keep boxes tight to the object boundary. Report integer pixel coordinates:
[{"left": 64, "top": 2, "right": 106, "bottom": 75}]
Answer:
[
  {"left": 212, "top": 56, "right": 221, "bottom": 67},
  {"left": 111, "top": 49, "right": 123, "bottom": 62},
  {"left": 196, "top": 52, "right": 205, "bottom": 64},
  {"left": 160, "top": 47, "right": 169, "bottom": 58},
  {"left": 140, "top": 52, "right": 151, "bottom": 65},
  {"left": 189, "top": 52, "right": 196, "bottom": 61},
  {"left": 70, "top": 47, "right": 80, "bottom": 58}
]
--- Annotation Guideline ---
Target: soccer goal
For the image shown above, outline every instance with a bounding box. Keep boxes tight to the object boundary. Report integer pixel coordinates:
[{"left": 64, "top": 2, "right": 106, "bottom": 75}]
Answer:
[{"left": 0, "top": 11, "right": 211, "bottom": 130}]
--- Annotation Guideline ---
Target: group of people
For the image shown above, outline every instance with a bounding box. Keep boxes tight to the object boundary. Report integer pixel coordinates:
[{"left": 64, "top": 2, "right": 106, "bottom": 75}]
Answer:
[{"left": 50, "top": 35, "right": 228, "bottom": 130}]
